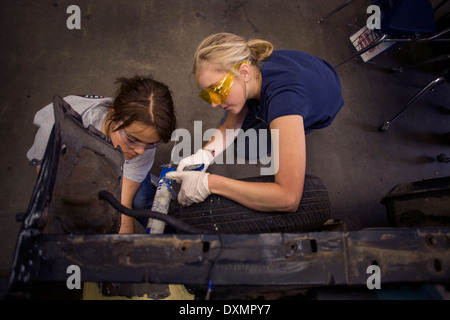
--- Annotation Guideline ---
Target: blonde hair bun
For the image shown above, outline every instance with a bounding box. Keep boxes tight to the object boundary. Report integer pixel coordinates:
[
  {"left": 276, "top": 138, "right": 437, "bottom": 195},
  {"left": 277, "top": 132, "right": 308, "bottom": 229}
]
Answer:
[{"left": 193, "top": 33, "right": 273, "bottom": 78}]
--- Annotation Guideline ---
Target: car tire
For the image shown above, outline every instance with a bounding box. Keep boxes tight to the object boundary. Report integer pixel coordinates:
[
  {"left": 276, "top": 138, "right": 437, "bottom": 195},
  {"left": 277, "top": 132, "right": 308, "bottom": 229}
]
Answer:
[{"left": 171, "top": 174, "right": 330, "bottom": 234}]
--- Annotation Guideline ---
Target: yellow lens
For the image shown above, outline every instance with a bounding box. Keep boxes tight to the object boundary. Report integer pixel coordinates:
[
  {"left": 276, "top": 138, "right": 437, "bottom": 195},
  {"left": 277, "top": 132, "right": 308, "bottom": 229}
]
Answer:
[
  {"left": 218, "top": 73, "right": 234, "bottom": 97},
  {"left": 209, "top": 92, "right": 223, "bottom": 104},
  {"left": 198, "top": 62, "right": 246, "bottom": 104},
  {"left": 199, "top": 90, "right": 211, "bottom": 103}
]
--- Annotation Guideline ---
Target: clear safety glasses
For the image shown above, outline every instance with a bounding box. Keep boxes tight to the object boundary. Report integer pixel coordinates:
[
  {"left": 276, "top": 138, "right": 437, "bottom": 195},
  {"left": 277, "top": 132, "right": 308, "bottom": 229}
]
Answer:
[{"left": 118, "top": 128, "right": 161, "bottom": 150}]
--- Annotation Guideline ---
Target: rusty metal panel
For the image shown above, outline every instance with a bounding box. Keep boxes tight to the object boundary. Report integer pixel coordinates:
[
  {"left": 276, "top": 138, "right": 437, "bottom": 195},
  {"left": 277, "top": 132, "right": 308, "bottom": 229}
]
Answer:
[
  {"left": 23, "top": 95, "right": 123, "bottom": 234},
  {"left": 12, "top": 228, "right": 449, "bottom": 289},
  {"left": 345, "top": 228, "right": 449, "bottom": 285}
]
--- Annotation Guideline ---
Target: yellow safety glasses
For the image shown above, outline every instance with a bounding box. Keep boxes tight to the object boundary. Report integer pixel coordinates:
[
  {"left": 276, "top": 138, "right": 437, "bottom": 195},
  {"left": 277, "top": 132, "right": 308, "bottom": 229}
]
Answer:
[{"left": 199, "top": 61, "right": 249, "bottom": 104}]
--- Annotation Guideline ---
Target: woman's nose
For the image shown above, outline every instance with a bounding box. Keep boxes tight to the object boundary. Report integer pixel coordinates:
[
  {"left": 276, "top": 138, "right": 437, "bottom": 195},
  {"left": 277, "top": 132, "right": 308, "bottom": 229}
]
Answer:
[
  {"left": 133, "top": 146, "right": 146, "bottom": 155},
  {"left": 211, "top": 103, "right": 220, "bottom": 108}
]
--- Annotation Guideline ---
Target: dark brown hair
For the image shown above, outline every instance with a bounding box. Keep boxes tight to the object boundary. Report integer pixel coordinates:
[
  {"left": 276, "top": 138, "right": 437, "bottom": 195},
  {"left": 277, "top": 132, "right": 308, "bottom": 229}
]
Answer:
[{"left": 106, "top": 76, "right": 177, "bottom": 143}]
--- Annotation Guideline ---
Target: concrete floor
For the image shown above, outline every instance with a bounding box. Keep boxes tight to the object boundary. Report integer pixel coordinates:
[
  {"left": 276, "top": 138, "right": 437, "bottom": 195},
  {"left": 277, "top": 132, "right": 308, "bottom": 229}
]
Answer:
[{"left": 0, "top": 0, "right": 449, "bottom": 295}]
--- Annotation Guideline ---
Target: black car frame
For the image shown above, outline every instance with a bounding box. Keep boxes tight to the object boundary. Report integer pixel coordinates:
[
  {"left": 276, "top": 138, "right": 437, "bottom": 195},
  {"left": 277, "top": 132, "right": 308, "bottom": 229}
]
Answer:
[{"left": 5, "top": 96, "right": 450, "bottom": 300}]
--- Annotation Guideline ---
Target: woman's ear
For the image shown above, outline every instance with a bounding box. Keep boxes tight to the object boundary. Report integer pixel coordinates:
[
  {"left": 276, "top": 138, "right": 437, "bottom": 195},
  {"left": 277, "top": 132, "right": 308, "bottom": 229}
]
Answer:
[
  {"left": 103, "top": 109, "right": 118, "bottom": 136},
  {"left": 239, "top": 63, "right": 252, "bottom": 82}
]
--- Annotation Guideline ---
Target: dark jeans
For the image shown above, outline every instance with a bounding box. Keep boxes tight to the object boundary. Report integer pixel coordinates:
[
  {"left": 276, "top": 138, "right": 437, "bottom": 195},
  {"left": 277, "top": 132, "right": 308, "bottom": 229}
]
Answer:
[{"left": 132, "top": 172, "right": 156, "bottom": 227}]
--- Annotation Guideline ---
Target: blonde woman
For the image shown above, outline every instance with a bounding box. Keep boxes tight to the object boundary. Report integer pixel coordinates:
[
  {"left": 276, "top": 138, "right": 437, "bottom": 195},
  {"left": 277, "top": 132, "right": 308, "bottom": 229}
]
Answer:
[{"left": 168, "top": 33, "right": 344, "bottom": 213}]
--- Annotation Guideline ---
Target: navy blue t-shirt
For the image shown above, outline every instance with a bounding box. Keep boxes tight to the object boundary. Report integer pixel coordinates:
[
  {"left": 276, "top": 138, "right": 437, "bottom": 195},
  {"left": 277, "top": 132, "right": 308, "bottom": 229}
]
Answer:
[{"left": 248, "top": 50, "right": 344, "bottom": 133}]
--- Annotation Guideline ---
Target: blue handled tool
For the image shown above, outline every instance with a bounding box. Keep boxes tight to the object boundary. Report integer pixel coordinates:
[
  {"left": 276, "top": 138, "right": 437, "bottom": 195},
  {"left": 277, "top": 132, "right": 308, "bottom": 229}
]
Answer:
[{"left": 146, "top": 163, "right": 204, "bottom": 234}]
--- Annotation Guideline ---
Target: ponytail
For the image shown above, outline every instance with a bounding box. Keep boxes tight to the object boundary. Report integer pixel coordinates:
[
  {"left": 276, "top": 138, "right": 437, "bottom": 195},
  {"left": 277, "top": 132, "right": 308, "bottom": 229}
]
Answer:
[{"left": 248, "top": 38, "right": 274, "bottom": 67}]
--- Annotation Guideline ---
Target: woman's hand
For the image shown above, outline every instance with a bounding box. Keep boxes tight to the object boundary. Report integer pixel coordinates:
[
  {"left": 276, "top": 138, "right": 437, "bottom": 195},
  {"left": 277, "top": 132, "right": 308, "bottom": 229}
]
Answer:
[
  {"left": 166, "top": 171, "right": 211, "bottom": 206},
  {"left": 176, "top": 149, "right": 214, "bottom": 172}
]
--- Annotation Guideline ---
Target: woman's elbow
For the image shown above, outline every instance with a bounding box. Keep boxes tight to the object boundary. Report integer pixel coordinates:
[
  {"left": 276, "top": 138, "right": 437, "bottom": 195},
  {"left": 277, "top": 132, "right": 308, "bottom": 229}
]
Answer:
[
  {"left": 286, "top": 199, "right": 301, "bottom": 213},
  {"left": 279, "top": 192, "right": 302, "bottom": 213}
]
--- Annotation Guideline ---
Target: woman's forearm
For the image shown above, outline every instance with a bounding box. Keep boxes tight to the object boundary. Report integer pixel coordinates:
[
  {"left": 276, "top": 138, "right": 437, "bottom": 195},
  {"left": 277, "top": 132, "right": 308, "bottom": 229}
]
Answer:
[
  {"left": 202, "top": 124, "right": 238, "bottom": 157},
  {"left": 207, "top": 115, "right": 306, "bottom": 213},
  {"left": 208, "top": 174, "right": 303, "bottom": 212},
  {"left": 118, "top": 177, "right": 141, "bottom": 234},
  {"left": 203, "top": 107, "right": 247, "bottom": 158}
]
